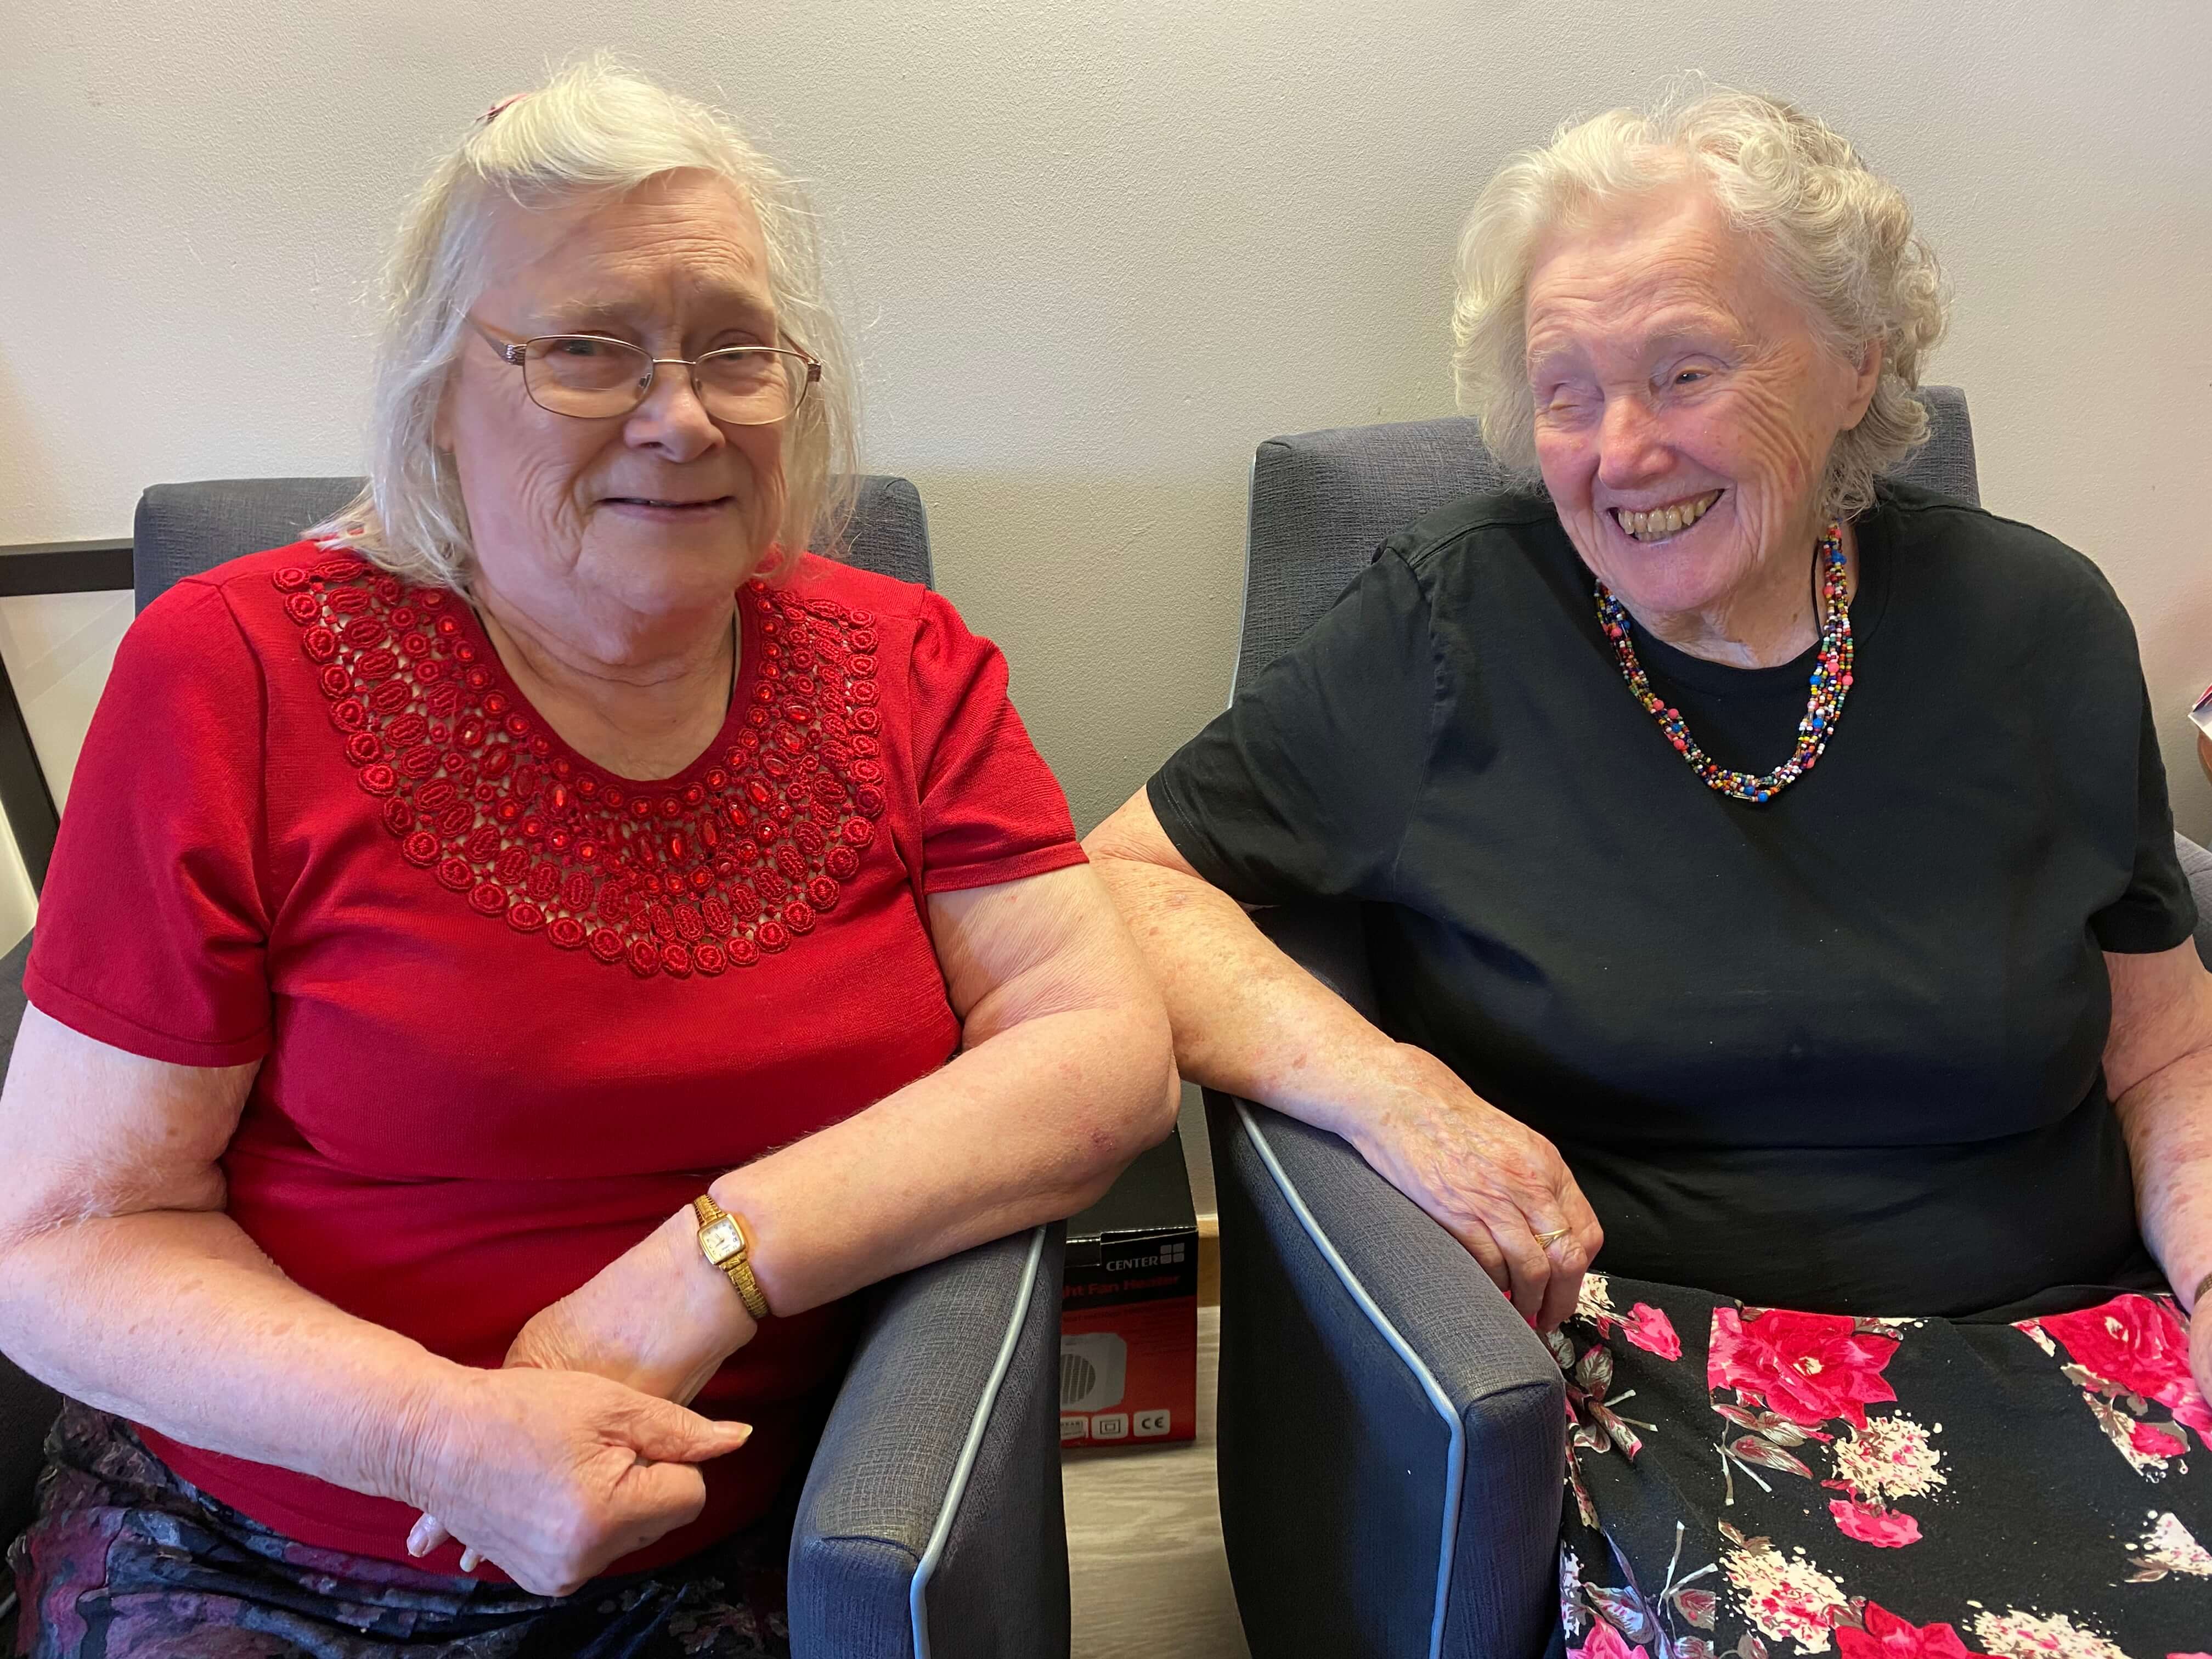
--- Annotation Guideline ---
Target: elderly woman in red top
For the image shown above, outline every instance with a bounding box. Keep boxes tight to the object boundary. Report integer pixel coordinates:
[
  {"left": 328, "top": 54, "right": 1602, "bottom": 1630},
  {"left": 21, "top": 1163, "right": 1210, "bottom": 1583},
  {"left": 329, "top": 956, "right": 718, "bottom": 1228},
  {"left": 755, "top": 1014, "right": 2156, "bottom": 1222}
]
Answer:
[{"left": 0, "top": 60, "right": 1175, "bottom": 1658}]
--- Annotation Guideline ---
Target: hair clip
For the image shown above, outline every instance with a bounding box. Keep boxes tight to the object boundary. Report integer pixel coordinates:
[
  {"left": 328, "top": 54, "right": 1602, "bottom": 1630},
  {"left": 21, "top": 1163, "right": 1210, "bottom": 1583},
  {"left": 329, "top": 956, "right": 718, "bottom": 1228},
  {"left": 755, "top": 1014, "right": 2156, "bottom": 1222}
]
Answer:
[{"left": 481, "top": 93, "right": 527, "bottom": 126}]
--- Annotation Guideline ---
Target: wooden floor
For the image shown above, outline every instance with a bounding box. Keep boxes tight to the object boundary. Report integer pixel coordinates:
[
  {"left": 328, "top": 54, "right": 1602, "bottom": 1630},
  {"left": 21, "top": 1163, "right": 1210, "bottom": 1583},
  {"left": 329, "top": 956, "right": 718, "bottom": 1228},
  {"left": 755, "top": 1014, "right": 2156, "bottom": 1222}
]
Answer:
[{"left": 1062, "top": 1304, "right": 1249, "bottom": 1659}]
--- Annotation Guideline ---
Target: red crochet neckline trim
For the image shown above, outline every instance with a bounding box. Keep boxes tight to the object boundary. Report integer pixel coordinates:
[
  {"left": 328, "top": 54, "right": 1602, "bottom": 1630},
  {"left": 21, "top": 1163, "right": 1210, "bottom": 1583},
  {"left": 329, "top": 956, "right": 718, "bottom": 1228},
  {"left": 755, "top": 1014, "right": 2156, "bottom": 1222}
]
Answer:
[{"left": 275, "top": 554, "right": 888, "bottom": 979}]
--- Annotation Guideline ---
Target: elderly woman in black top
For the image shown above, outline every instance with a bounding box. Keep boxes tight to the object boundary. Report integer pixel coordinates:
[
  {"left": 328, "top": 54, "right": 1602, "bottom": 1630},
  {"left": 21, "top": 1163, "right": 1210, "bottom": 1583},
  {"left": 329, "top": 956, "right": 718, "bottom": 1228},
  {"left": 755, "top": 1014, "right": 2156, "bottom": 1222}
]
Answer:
[{"left": 1090, "top": 91, "right": 2211, "bottom": 1657}]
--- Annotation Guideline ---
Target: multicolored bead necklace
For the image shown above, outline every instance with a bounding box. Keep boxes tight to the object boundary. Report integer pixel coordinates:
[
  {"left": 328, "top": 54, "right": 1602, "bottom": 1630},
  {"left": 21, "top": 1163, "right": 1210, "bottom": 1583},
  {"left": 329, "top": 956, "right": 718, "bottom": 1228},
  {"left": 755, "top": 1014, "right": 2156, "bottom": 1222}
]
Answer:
[{"left": 1594, "top": 522, "right": 1853, "bottom": 805}]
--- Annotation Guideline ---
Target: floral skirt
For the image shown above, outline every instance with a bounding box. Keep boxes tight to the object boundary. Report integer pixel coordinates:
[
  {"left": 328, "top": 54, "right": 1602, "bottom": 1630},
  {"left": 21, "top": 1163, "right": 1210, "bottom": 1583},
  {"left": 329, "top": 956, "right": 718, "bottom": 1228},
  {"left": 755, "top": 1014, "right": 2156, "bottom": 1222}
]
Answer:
[
  {"left": 7, "top": 1403, "right": 789, "bottom": 1658},
  {"left": 1555, "top": 1276, "right": 2210, "bottom": 1659}
]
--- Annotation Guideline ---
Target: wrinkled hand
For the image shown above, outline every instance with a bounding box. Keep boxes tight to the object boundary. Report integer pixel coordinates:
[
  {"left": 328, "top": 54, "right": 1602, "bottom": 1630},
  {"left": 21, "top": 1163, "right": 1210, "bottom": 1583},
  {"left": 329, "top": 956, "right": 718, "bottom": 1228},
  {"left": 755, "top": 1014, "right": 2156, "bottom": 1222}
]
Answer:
[
  {"left": 409, "top": 1211, "right": 754, "bottom": 1573},
  {"left": 1347, "top": 1042, "right": 1603, "bottom": 1332},
  {"left": 399, "top": 1365, "right": 751, "bottom": 1597}
]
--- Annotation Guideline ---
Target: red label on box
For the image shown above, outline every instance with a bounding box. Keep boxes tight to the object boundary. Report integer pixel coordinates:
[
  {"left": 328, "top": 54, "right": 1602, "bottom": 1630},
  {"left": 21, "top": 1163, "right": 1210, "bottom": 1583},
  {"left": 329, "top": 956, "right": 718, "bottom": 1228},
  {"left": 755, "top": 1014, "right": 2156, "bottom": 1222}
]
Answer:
[{"left": 1059, "top": 1294, "right": 1197, "bottom": 1447}]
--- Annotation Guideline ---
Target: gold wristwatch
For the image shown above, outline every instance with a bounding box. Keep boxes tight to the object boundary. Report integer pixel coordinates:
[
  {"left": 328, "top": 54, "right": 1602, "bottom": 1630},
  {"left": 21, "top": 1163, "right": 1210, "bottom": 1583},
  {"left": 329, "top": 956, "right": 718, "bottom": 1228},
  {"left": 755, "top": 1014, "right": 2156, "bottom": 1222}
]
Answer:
[{"left": 692, "top": 1195, "right": 770, "bottom": 1321}]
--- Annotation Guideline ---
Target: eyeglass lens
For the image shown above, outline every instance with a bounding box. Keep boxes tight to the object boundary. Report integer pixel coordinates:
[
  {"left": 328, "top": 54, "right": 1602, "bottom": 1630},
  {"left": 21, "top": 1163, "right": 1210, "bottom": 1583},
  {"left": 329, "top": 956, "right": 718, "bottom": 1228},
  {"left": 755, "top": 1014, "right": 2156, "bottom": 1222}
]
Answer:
[{"left": 521, "top": 337, "right": 808, "bottom": 424}]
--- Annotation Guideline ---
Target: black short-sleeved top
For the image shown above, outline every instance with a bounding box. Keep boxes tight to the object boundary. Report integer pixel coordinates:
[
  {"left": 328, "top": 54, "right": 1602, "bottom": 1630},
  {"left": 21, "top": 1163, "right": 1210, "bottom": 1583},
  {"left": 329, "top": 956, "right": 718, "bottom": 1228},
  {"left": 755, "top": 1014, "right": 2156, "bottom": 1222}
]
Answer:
[{"left": 1150, "top": 481, "right": 2195, "bottom": 1317}]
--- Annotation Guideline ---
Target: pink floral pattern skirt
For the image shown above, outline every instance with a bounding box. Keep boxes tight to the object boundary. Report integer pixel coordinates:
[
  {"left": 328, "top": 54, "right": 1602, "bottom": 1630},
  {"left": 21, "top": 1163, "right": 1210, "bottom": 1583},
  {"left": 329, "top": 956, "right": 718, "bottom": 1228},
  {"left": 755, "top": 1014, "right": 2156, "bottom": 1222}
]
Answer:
[{"left": 1555, "top": 1277, "right": 2210, "bottom": 1659}]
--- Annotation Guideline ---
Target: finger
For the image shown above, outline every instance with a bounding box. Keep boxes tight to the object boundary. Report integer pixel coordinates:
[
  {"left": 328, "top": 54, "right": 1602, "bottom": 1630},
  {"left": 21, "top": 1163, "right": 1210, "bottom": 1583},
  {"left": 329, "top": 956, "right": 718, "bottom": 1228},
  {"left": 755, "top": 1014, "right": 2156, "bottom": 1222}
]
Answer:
[
  {"left": 1447, "top": 1217, "right": 1513, "bottom": 1301},
  {"left": 1526, "top": 1204, "right": 1595, "bottom": 1333},
  {"left": 1533, "top": 1241, "right": 1585, "bottom": 1334},
  {"left": 1556, "top": 1177, "right": 1606, "bottom": 1262},
  {"left": 407, "top": 1514, "right": 452, "bottom": 1558},
  {"left": 618, "top": 1397, "right": 753, "bottom": 1465},
  {"left": 459, "top": 1548, "right": 483, "bottom": 1573},
  {"left": 1492, "top": 1222, "right": 1550, "bottom": 1326},
  {"left": 606, "top": 1459, "right": 714, "bottom": 1546}
]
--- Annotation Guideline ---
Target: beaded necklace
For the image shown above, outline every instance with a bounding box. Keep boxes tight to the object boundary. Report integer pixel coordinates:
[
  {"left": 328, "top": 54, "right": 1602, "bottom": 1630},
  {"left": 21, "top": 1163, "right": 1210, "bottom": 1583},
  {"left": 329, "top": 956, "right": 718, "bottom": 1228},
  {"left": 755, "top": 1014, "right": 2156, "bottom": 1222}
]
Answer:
[{"left": 1594, "top": 522, "right": 1852, "bottom": 805}]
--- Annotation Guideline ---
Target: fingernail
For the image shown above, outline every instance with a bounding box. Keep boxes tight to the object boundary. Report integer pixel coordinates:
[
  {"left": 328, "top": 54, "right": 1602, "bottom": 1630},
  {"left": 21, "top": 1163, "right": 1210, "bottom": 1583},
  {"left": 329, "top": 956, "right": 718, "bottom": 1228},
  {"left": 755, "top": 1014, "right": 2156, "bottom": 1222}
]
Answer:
[
  {"left": 460, "top": 1549, "right": 482, "bottom": 1572},
  {"left": 406, "top": 1518, "right": 430, "bottom": 1557}
]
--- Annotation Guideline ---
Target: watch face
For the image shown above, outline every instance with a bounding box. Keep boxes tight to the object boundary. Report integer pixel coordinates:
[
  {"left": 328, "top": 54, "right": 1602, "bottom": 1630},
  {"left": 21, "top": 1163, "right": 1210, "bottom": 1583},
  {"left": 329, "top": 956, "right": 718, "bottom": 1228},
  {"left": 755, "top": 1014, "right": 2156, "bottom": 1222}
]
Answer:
[{"left": 700, "top": 1217, "right": 745, "bottom": 1264}]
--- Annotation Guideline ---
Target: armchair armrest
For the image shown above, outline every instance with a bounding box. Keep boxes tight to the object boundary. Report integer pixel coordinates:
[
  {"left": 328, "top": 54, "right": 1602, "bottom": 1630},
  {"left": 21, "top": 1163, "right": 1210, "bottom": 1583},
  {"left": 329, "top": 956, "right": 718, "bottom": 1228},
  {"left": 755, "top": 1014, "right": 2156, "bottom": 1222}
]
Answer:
[
  {"left": 788, "top": 1223, "right": 1070, "bottom": 1659},
  {"left": 1207, "top": 905, "right": 1563, "bottom": 1659}
]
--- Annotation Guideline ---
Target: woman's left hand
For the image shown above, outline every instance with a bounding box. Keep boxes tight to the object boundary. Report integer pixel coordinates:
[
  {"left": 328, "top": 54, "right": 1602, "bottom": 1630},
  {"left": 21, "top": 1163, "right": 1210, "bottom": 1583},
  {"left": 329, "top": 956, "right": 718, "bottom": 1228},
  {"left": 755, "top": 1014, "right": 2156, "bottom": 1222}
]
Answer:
[{"left": 408, "top": 1207, "right": 755, "bottom": 1569}]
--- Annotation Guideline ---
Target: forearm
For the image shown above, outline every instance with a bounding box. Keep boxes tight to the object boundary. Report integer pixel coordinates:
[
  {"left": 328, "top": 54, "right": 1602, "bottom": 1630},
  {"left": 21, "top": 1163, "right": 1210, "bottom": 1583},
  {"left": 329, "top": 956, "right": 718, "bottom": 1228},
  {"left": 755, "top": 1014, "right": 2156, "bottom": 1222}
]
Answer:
[
  {"left": 2115, "top": 1058, "right": 2212, "bottom": 1313},
  {"left": 1088, "top": 851, "right": 1399, "bottom": 1138},
  {"left": 545, "top": 866, "right": 1177, "bottom": 1378},
  {"left": 0, "top": 1208, "right": 463, "bottom": 1502},
  {"left": 713, "top": 996, "right": 1177, "bottom": 1317},
  {"left": 1086, "top": 839, "right": 1604, "bottom": 1328}
]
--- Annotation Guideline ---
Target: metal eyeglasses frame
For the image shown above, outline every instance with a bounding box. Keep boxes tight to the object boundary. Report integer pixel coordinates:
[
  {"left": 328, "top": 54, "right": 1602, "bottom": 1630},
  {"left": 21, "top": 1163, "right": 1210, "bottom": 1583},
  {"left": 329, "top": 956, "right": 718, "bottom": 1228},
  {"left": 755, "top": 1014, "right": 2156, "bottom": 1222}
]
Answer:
[{"left": 467, "top": 317, "right": 821, "bottom": 424}]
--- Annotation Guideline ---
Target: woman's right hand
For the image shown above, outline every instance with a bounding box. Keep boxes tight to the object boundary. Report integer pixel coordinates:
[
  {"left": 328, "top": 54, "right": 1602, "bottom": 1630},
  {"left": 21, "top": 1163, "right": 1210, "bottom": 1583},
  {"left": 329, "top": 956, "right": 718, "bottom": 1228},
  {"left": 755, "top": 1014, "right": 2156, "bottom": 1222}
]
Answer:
[
  {"left": 398, "top": 1364, "right": 752, "bottom": 1596},
  {"left": 1344, "top": 1042, "right": 1603, "bottom": 1333}
]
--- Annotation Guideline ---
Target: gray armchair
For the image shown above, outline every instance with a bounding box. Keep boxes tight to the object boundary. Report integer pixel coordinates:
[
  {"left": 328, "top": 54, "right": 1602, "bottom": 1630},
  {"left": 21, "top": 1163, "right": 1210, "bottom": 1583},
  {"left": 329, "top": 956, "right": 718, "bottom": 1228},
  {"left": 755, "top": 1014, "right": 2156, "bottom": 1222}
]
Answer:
[
  {"left": 1205, "top": 391, "right": 1994, "bottom": 1659},
  {"left": 0, "top": 477, "right": 1070, "bottom": 1659}
]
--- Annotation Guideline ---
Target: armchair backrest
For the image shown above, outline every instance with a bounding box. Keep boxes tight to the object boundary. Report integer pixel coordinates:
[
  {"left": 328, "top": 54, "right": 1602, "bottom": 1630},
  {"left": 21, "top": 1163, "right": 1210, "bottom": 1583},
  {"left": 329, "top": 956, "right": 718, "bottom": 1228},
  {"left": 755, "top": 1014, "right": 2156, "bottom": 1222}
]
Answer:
[
  {"left": 131, "top": 477, "right": 934, "bottom": 611},
  {"left": 1236, "top": 386, "right": 1980, "bottom": 695}
]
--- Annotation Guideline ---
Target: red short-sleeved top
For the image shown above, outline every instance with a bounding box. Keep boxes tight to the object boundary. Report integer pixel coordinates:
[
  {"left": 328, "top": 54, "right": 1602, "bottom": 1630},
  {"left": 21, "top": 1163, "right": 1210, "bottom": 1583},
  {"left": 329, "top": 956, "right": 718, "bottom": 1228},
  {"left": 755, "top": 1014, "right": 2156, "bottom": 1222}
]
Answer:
[{"left": 25, "top": 543, "right": 1085, "bottom": 1573}]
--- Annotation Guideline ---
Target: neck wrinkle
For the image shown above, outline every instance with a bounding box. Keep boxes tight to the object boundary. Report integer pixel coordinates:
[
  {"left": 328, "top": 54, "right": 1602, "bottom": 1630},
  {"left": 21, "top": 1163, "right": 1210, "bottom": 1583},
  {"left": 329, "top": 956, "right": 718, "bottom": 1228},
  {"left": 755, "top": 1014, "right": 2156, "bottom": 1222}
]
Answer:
[{"left": 471, "top": 585, "right": 741, "bottom": 782}]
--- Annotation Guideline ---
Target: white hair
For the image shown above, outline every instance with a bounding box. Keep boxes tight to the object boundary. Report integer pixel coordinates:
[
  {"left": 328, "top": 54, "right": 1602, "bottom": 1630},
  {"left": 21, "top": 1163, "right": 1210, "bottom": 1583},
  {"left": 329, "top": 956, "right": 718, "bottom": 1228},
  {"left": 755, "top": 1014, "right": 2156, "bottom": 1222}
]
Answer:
[
  {"left": 1451, "top": 83, "right": 1949, "bottom": 522},
  {"left": 313, "top": 54, "right": 859, "bottom": 589}
]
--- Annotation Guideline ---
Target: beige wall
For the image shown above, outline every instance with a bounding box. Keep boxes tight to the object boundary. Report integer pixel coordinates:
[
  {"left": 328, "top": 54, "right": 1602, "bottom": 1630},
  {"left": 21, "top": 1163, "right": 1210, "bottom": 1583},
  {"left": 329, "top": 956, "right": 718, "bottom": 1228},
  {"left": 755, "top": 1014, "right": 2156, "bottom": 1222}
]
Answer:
[{"left": 3, "top": 0, "right": 2209, "bottom": 951}]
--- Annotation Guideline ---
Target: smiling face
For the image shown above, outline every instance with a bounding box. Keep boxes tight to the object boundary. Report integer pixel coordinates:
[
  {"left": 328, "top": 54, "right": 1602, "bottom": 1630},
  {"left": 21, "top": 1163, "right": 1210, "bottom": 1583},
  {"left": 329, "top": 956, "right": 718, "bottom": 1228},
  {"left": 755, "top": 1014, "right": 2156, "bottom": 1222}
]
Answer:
[
  {"left": 1525, "top": 179, "right": 1878, "bottom": 651},
  {"left": 436, "top": 170, "right": 787, "bottom": 657}
]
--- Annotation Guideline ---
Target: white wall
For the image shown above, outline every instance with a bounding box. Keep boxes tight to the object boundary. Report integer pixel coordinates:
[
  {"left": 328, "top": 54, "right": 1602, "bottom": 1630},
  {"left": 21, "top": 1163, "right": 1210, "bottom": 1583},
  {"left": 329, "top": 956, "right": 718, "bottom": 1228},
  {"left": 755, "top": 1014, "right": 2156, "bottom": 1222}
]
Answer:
[{"left": 4, "top": 0, "right": 2209, "bottom": 951}]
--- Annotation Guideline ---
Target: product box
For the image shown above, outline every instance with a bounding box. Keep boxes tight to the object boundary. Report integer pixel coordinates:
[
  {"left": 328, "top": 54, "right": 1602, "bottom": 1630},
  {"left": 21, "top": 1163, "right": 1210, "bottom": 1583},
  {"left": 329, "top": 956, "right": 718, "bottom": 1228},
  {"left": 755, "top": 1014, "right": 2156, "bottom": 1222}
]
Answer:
[{"left": 1059, "top": 1124, "right": 1198, "bottom": 1449}]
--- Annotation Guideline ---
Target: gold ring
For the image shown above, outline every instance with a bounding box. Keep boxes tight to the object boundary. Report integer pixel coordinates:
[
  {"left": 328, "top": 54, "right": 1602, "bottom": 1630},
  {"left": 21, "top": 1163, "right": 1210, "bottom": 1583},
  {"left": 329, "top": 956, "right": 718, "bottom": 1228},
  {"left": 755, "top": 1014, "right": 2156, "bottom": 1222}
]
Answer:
[{"left": 1534, "top": 1227, "right": 1572, "bottom": 1247}]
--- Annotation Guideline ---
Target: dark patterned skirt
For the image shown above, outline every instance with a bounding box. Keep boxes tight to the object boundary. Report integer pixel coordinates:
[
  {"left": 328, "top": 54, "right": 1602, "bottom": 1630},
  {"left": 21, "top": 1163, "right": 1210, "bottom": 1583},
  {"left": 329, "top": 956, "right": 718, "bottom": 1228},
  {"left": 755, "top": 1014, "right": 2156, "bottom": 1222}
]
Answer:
[
  {"left": 7, "top": 1404, "right": 789, "bottom": 1658},
  {"left": 1553, "top": 1277, "right": 2211, "bottom": 1659}
]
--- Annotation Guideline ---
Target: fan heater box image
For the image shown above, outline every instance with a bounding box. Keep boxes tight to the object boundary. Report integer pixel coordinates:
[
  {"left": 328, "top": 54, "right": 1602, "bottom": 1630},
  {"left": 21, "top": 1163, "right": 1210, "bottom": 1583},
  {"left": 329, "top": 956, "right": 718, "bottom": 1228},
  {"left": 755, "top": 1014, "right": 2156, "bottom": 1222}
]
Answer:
[{"left": 1059, "top": 1125, "right": 1198, "bottom": 1449}]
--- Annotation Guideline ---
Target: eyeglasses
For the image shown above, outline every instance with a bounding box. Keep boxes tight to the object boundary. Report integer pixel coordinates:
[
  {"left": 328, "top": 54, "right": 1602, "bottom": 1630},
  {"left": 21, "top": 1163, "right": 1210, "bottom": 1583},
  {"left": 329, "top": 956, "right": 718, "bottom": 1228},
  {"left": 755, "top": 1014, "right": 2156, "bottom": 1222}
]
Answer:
[{"left": 468, "top": 318, "right": 821, "bottom": 425}]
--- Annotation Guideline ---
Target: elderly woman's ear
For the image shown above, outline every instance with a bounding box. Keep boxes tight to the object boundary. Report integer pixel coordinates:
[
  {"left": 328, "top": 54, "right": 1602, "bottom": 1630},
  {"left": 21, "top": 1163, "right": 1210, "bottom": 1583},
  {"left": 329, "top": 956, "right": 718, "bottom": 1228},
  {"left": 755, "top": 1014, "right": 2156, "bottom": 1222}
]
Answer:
[{"left": 1841, "top": 335, "right": 1883, "bottom": 428}]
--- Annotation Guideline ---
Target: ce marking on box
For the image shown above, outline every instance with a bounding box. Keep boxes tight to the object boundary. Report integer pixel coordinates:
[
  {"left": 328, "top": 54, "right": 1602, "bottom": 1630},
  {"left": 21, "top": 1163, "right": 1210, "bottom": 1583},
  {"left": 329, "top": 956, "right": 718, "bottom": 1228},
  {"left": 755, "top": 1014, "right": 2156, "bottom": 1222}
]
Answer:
[{"left": 1133, "top": 1409, "right": 1171, "bottom": 1437}]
